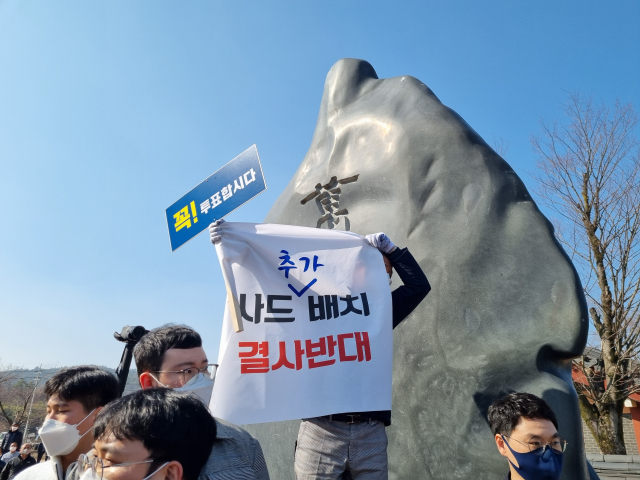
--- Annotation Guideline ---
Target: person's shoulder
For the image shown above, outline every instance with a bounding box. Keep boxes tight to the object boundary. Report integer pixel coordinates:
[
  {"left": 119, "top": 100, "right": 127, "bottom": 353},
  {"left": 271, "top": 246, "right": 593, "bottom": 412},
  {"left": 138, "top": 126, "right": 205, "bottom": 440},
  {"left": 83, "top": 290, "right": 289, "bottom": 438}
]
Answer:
[
  {"left": 214, "top": 417, "right": 259, "bottom": 446},
  {"left": 199, "top": 418, "right": 262, "bottom": 479},
  {"left": 13, "top": 461, "right": 54, "bottom": 480}
]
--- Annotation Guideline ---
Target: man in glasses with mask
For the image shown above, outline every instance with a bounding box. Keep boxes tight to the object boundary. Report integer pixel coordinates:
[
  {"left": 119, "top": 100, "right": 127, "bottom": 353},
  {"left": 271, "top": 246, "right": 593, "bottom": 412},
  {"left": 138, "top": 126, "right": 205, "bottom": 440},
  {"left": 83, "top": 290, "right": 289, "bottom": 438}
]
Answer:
[
  {"left": 488, "top": 392, "right": 566, "bottom": 480},
  {"left": 15, "top": 366, "right": 119, "bottom": 480},
  {"left": 79, "top": 389, "right": 215, "bottom": 480},
  {"left": 133, "top": 325, "right": 269, "bottom": 480}
]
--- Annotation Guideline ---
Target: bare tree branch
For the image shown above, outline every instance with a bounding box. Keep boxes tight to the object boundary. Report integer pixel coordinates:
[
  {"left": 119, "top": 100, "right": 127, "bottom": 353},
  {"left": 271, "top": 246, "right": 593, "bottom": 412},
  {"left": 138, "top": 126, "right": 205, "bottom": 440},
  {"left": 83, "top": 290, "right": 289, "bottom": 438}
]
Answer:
[{"left": 532, "top": 92, "right": 640, "bottom": 454}]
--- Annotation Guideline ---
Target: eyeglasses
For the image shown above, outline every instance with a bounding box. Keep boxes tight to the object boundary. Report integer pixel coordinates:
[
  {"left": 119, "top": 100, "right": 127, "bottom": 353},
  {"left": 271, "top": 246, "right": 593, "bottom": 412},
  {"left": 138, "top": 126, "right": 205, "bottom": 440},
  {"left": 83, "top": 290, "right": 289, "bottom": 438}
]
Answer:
[
  {"left": 154, "top": 364, "right": 218, "bottom": 386},
  {"left": 504, "top": 435, "right": 567, "bottom": 455},
  {"left": 78, "top": 454, "right": 154, "bottom": 480}
]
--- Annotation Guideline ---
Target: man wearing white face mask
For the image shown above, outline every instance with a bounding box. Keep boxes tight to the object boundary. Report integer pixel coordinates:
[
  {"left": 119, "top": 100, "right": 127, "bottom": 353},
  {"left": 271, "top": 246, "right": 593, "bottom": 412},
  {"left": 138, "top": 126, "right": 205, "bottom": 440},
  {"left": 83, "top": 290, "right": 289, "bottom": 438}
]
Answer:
[
  {"left": 14, "top": 367, "right": 119, "bottom": 480},
  {"left": 1, "top": 443, "right": 20, "bottom": 465},
  {"left": 1, "top": 425, "right": 23, "bottom": 456},
  {"left": 134, "top": 325, "right": 269, "bottom": 480},
  {"left": 0, "top": 443, "right": 35, "bottom": 480}
]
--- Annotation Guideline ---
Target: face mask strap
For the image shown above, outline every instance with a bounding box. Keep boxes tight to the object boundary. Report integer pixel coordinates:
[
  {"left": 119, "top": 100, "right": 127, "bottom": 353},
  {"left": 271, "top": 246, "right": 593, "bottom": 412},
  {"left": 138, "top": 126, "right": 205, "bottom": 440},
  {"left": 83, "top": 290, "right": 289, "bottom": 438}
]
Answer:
[
  {"left": 76, "top": 409, "right": 97, "bottom": 427},
  {"left": 73, "top": 408, "right": 98, "bottom": 440},
  {"left": 142, "top": 462, "right": 170, "bottom": 480},
  {"left": 502, "top": 435, "right": 518, "bottom": 455},
  {"left": 502, "top": 435, "right": 528, "bottom": 471},
  {"left": 149, "top": 373, "right": 170, "bottom": 389},
  {"left": 77, "top": 425, "right": 92, "bottom": 440}
]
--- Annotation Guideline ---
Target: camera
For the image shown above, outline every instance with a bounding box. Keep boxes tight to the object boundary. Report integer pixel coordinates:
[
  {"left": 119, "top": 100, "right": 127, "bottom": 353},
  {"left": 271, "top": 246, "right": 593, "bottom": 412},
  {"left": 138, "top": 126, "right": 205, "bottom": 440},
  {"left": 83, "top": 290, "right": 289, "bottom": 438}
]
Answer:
[
  {"left": 114, "top": 325, "right": 148, "bottom": 344},
  {"left": 114, "top": 325, "right": 149, "bottom": 397}
]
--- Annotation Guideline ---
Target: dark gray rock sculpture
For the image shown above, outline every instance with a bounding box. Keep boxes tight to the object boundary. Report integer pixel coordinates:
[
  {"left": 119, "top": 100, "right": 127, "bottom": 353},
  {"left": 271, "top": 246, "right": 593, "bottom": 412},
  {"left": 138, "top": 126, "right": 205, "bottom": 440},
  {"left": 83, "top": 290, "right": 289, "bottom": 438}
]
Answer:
[{"left": 245, "top": 58, "right": 595, "bottom": 480}]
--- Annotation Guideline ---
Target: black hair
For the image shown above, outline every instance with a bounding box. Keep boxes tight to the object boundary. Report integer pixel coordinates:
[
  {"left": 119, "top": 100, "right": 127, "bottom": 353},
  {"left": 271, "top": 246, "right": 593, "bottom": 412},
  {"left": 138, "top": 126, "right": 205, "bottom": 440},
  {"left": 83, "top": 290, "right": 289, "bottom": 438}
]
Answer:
[
  {"left": 487, "top": 392, "right": 559, "bottom": 436},
  {"left": 94, "top": 389, "right": 216, "bottom": 480},
  {"left": 44, "top": 366, "right": 119, "bottom": 413},
  {"left": 133, "top": 324, "right": 202, "bottom": 375}
]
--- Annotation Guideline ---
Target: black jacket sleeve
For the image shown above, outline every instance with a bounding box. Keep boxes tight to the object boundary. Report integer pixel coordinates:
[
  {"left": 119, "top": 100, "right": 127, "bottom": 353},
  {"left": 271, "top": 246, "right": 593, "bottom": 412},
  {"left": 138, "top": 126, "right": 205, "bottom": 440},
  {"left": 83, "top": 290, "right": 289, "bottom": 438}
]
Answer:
[
  {"left": 0, "top": 458, "right": 13, "bottom": 480},
  {"left": 389, "top": 247, "right": 431, "bottom": 328},
  {"left": 37, "top": 442, "right": 45, "bottom": 463}
]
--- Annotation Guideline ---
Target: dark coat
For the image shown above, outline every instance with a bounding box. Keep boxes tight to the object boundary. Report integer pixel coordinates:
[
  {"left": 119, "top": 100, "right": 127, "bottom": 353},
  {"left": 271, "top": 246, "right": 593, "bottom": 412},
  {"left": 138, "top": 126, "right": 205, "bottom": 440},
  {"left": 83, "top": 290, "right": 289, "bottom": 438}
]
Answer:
[
  {"left": 0, "top": 454, "right": 36, "bottom": 480},
  {"left": 36, "top": 443, "right": 46, "bottom": 463},
  {"left": 0, "top": 432, "right": 23, "bottom": 455}
]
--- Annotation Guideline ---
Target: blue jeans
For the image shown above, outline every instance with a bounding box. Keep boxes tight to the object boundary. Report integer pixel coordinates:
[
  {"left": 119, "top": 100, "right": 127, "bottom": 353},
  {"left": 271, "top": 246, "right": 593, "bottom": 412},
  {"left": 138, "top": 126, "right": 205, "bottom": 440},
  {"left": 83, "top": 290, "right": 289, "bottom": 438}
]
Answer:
[{"left": 295, "top": 417, "right": 388, "bottom": 480}]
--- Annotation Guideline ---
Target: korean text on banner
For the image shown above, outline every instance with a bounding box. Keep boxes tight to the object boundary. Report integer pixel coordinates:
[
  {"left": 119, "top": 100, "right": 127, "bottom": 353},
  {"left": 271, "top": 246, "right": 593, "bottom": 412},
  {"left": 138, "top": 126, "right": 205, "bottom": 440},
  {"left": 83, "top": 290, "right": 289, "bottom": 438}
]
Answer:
[
  {"left": 165, "top": 145, "right": 267, "bottom": 251},
  {"left": 210, "top": 222, "right": 393, "bottom": 425}
]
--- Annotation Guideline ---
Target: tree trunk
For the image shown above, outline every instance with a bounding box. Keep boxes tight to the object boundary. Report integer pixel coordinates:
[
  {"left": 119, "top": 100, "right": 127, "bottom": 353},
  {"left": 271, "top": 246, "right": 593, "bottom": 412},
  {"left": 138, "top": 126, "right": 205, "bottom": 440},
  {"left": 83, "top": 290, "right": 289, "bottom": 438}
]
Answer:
[{"left": 580, "top": 395, "right": 627, "bottom": 454}]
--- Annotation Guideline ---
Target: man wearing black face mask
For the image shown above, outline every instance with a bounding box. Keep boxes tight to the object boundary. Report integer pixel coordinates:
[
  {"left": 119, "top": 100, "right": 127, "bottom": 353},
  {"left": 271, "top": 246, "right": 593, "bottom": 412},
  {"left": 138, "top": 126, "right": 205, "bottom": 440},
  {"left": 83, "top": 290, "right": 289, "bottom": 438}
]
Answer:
[{"left": 488, "top": 393, "right": 567, "bottom": 480}]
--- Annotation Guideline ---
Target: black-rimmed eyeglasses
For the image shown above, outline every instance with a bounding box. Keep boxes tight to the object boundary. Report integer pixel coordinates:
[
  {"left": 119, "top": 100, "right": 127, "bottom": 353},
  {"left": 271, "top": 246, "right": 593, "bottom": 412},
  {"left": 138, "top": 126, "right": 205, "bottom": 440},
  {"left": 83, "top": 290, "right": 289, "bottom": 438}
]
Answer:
[{"left": 504, "top": 435, "right": 567, "bottom": 455}]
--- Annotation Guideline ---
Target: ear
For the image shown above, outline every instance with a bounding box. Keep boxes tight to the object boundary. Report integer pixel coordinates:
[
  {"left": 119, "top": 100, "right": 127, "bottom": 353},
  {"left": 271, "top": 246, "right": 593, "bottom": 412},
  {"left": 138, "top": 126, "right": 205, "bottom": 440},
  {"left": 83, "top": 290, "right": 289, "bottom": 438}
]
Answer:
[
  {"left": 496, "top": 434, "right": 519, "bottom": 469},
  {"left": 91, "top": 406, "right": 102, "bottom": 421},
  {"left": 163, "top": 461, "right": 183, "bottom": 480},
  {"left": 87, "top": 406, "right": 102, "bottom": 426},
  {"left": 495, "top": 434, "right": 508, "bottom": 457},
  {"left": 139, "top": 372, "right": 158, "bottom": 390}
]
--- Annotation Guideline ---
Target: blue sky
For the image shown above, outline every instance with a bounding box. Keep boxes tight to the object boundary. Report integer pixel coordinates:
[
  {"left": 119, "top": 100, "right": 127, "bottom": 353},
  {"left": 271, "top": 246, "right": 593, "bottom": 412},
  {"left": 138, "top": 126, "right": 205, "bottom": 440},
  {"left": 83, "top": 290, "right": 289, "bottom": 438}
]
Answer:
[{"left": 1, "top": 1, "right": 638, "bottom": 369}]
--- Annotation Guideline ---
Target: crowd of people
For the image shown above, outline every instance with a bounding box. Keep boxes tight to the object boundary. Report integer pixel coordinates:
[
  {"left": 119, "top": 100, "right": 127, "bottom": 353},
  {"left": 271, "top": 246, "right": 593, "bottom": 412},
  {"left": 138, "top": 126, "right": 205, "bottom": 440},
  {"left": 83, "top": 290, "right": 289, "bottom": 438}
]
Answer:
[{"left": 0, "top": 222, "right": 568, "bottom": 480}]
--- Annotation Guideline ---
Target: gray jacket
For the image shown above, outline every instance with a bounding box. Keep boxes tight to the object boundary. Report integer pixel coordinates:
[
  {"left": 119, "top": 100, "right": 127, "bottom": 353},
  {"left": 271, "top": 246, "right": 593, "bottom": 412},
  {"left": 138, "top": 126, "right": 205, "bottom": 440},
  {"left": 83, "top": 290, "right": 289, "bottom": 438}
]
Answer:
[{"left": 198, "top": 418, "right": 269, "bottom": 480}]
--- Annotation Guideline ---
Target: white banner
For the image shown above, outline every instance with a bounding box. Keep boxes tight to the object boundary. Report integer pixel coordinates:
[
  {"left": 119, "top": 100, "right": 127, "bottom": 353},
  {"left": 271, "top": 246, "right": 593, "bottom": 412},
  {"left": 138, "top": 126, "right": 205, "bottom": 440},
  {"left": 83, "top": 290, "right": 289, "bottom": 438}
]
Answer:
[{"left": 210, "top": 223, "right": 393, "bottom": 425}]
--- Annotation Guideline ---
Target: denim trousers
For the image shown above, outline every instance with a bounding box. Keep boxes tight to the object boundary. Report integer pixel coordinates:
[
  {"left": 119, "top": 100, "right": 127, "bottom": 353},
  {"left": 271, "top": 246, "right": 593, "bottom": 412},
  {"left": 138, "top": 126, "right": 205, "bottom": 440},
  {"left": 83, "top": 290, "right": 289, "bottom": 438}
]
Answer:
[{"left": 294, "top": 417, "right": 388, "bottom": 480}]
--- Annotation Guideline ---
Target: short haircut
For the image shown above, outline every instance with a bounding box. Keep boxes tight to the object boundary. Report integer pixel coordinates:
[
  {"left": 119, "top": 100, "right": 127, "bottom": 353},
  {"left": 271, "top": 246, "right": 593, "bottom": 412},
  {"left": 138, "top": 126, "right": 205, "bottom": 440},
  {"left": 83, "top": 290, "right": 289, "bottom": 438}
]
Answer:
[
  {"left": 94, "top": 389, "right": 216, "bottom": 480},
  {"left": 44, "top": 366, "right": 119, "bottom": 413},
  {"left": 134, "top": 324, "right": 202, "bottom": 375},
  {"left": 488, "top": 392, "right": 558, "bottom": 436},
  {"left": 21, "top": 443, "right": 31, "bottom": 450},
  {"left": 11, "top": 423, "right": 18, "bottom": 426},
  {"left": 10, "top": 442, "right": 17, "bottom": 446}
]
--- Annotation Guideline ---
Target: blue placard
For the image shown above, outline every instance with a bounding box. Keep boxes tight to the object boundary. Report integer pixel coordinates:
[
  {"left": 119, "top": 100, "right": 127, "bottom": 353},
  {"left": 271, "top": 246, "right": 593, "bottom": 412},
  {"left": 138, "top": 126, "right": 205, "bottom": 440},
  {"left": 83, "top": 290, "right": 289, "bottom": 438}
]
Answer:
[{"left": 165, "top": 145, "right": 267, "bottom": 251}]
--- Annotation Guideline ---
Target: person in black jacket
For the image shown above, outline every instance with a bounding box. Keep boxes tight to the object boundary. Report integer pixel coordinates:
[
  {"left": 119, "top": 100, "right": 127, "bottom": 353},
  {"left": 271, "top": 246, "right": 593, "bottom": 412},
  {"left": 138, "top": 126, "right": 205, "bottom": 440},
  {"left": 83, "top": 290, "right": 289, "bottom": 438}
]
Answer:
[
  {"left": 292, "top": 232, "right": 431, "bottom": 480},
  {"left": 35, "top": 442, "right": 46, "bottom": 463},
  {"left": 488, "top": 393, "right": 566, "bottom": 480},
  {"left": 1, "top": 425, "right": 23, "bottom": 455},
  {"left": 208, "top": 222, "right": 431, "bottom": 480},
  {"left": 0, "top": 444, "right": 35, "bottom": 480}
]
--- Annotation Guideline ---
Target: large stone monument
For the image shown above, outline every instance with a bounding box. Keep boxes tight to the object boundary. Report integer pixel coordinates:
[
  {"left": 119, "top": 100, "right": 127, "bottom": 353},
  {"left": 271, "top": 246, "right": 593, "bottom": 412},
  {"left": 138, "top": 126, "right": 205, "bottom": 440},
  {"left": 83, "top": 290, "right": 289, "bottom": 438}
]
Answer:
[{"left": 244, "top": 58, "right": 595, "bottom": 479}]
